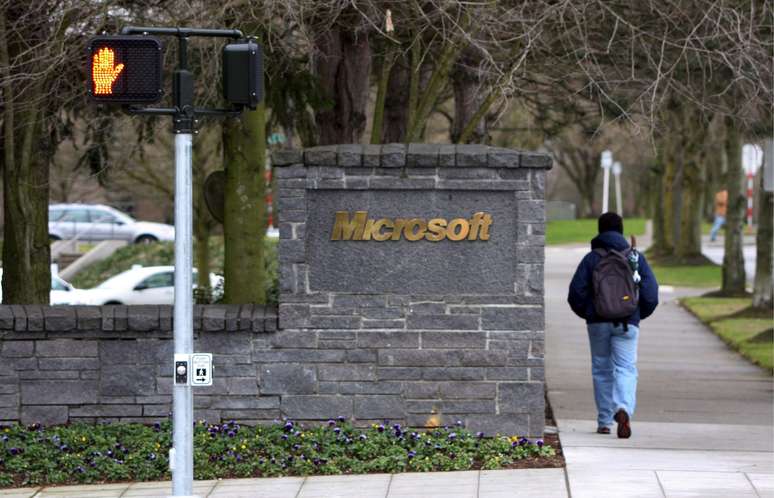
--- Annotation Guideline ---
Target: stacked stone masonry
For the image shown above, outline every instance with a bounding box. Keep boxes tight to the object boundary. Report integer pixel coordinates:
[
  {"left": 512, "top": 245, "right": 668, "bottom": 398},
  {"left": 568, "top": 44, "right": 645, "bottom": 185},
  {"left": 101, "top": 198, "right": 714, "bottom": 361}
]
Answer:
[
  {"left": 274, "top": 144, "right": 551, "bottom": 436},
  {"left": 0, "top": 305, "right": 276, "bottom": 427},
  {"left": 0, "top": 144, "right": 551, "bottom": 437}
]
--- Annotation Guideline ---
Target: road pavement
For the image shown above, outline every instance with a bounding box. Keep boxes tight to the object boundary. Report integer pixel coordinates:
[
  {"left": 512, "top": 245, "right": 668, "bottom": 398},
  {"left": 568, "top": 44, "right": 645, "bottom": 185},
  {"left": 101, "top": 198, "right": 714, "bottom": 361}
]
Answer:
[{"left": 702, "top": 236, "right": 758, "bottom": 283}]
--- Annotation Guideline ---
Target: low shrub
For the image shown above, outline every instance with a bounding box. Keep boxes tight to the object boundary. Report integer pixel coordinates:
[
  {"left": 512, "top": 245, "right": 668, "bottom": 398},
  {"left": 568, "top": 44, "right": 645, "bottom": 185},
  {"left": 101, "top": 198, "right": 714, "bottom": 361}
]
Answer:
[{"left": 0, "top": 419, "right": 554, "bottom": 487}]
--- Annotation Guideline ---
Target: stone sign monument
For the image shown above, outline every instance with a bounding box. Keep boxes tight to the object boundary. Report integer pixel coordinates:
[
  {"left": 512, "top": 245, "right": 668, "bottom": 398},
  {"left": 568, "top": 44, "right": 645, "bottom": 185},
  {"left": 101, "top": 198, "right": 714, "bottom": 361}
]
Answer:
[{"left": 272, "top": 143, "right": 552, "bottom": 435}]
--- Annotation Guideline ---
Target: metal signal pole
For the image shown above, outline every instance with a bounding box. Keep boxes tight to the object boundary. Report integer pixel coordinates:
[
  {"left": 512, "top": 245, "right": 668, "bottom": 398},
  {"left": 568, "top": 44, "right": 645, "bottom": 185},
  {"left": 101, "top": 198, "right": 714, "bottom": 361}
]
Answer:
[
  {"left": 119, "top": 26, "right": 244, "bottom": 498},
  {"left": 172, "top": 132, "right": 194, "bottom": 496}
]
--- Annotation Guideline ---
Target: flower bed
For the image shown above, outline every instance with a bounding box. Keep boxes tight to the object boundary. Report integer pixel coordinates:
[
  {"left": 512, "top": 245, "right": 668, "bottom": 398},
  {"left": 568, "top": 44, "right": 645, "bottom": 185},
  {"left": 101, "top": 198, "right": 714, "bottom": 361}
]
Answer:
[{"left": 0, "top": 419, "right": 556, "bottom": 488}]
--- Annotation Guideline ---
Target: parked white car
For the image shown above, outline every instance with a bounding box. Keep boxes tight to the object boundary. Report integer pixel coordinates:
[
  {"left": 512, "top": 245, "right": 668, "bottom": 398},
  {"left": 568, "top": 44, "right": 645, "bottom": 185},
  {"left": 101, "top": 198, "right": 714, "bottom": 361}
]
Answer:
[
  {"left": 49, "top": 204, "right": 174, "bottom": 243},
  {"left": 0, "top": 270, "right": 91, "bottom": 305},
  {"left": 82, "top": 266, "right": 223, "bottom": 305}
]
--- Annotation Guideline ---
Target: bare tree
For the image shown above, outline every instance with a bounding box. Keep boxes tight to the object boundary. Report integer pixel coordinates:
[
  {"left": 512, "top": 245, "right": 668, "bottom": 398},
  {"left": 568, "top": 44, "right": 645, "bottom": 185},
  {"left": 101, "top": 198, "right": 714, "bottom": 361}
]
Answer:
[
  {"left": 546, "top": 128, "right": 605, "bottom": 218},
  {"left": 0, "top": 1, "right": 113, "bottom": 303}
]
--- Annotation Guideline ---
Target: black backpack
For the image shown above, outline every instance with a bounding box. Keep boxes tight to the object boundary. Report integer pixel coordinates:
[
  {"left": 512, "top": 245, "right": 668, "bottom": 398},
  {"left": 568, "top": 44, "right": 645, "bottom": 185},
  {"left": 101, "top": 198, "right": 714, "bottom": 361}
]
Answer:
[{"left": 592, "top": 248, "right": 639, "bottom": 320}]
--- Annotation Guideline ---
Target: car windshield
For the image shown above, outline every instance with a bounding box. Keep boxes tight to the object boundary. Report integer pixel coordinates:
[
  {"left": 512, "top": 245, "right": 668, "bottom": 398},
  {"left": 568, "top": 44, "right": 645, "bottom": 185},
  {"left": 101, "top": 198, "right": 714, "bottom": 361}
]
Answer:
[{"left": 51, "top": 277, "right": 69, "bottom": 291}]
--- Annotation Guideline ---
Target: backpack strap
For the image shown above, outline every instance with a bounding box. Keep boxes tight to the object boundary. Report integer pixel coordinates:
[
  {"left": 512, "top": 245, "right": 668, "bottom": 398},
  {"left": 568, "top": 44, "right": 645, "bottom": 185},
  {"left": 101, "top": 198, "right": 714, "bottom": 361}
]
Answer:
[{"left": 593, "top": 248, "right": 608, "bottom": 257}]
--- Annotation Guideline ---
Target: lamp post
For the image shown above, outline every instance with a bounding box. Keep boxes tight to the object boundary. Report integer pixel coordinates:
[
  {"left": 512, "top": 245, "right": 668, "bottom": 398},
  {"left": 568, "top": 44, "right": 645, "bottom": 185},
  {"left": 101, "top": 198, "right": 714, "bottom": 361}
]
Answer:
[
  {"left": 612, "top": 161, "right": 622, "bottom": 215},
  {"left": 600, "top": 150, "right": 613, "bottom": 213}
]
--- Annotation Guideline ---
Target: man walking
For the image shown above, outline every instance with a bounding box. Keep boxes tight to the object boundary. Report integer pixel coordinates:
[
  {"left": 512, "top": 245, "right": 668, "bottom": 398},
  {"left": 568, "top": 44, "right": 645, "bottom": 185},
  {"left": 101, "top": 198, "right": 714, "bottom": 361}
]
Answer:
[{"left": 567, "top": 213, "right": 659, "bottom": 438}]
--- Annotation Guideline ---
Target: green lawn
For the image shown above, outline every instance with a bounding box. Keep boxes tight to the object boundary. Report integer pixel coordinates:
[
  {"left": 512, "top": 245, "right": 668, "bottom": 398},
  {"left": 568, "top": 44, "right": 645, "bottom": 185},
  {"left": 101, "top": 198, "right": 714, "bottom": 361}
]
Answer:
[
  {"left": 546, "top": 218, "right": 646, "bottom": 246},
  {"left": 681, "top": 296, "right": 773, "bottom": 372},
  {"left": 650, "top": 263, "right": 721, "bottom": 288}
]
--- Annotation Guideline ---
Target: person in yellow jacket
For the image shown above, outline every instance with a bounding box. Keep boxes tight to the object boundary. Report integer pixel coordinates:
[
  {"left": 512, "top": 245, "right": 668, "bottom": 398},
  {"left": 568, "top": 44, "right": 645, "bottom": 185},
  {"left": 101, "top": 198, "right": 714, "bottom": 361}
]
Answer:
[{"left": 710, "top": 190, "right": 728, "bottom": 242}]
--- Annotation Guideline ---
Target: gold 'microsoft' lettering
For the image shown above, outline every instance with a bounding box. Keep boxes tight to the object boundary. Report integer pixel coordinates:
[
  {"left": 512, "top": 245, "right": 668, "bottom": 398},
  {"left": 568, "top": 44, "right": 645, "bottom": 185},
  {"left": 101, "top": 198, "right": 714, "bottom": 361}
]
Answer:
[{"left": 331, "top": 211, "right": 492, "bottom": 241}]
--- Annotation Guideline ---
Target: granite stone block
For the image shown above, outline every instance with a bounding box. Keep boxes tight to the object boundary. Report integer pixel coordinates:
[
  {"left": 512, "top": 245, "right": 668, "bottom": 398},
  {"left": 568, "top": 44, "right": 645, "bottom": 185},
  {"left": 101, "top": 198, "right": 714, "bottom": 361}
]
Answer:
[{"left": 259, "top": 364, "right": 317, "bottom": 394}]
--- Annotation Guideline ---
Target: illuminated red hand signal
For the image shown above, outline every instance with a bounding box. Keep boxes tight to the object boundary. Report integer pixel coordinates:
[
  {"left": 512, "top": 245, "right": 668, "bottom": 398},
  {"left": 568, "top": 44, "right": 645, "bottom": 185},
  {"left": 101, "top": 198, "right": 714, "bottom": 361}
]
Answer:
[{"left": 92, "top": 47, "right": 124, "bottom": 95}]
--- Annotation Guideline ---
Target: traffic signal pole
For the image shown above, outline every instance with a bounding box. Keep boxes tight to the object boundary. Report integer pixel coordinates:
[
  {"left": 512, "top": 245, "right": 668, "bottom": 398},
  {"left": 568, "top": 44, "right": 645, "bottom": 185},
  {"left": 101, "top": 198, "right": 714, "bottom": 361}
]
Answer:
[
  {"left": 172, "top": 130, "right": 194, "bottom": 497},
  {"left": 171, "top": 34, "right": 195, "bottom": 498},
  {"left": 118, "top": 26, "right": 243, "bottom": 498},
  {"left": 89, "top": 26, "right": 261, "bottom": 496}
]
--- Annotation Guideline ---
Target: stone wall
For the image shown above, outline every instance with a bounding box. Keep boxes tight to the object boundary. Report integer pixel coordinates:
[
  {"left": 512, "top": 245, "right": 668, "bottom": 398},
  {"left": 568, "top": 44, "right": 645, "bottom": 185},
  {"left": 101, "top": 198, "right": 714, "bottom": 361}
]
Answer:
[
  {"left": 0, "top": 144, "right": 552, "bottom": 436},
  {"left": 272, "top": 144, "right": 550, "bottom": 436},
  {"left": 0, "top": 305, "right": 275, "bottom": 426}
]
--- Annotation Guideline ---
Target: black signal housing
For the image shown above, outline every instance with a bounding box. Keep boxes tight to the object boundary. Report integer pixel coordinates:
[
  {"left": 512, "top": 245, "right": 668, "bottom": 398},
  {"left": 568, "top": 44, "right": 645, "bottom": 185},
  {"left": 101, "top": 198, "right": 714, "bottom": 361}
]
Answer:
[
  {"left": 87, "top": 36, "right": 163, "bottom": 104},
  {"left": 222, "top": 39, "right": 263, "bottom": 110}
]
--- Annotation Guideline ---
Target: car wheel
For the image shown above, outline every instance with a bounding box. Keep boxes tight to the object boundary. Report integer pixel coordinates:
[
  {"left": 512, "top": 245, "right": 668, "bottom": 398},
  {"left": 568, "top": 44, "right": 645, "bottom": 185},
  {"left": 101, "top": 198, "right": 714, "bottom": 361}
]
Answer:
[{"left": 135, "top": 235, "right": 158, "bottom": 244}]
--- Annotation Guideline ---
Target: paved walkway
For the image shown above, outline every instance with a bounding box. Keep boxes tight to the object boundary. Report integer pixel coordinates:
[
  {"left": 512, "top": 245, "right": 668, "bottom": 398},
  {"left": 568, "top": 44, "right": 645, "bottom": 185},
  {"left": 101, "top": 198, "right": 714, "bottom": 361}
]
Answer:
[
  {"left": 0, "top": 469, "right": 569, "bottom": 497},
  {"left": 545, "top": 243, "right": 774, "bottom": 498}
]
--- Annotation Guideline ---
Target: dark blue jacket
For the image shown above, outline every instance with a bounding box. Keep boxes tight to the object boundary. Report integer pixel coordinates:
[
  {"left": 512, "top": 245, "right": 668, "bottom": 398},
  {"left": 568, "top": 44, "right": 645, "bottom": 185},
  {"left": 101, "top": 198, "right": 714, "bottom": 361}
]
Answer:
[{"left": 567, "top": 231, "right": 659, "bottom": 326}]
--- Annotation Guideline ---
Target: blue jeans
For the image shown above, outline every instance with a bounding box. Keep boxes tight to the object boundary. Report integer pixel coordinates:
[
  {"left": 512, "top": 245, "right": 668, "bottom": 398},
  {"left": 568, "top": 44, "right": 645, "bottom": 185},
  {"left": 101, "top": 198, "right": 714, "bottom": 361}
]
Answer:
[
  {"left": 710, "top": 215, "right": 725, "bottom": 241},
  {"left": 587, "top": 322, "right": 639, "bottom": 427}
]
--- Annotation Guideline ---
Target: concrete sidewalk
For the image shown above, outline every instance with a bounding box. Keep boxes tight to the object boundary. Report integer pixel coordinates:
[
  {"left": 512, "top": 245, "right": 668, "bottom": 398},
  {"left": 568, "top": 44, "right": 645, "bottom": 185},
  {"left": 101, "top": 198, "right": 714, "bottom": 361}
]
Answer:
[
  {"left": 545, "top": 244, "right": 774, "bottom": 498},
  {"left": 0, "top": 469, "right": 570, "bottom": 497}
]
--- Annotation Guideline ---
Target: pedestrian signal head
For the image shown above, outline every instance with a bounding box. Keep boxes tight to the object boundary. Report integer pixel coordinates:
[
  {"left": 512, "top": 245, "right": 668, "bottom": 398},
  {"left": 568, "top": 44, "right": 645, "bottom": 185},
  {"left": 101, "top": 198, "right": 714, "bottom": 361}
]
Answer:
[
  {"left": 222, "top": 39, "right": 263, "bottom": 109},
  {"left": 88, "top": 36, "right": 163, "bottom": 103}
]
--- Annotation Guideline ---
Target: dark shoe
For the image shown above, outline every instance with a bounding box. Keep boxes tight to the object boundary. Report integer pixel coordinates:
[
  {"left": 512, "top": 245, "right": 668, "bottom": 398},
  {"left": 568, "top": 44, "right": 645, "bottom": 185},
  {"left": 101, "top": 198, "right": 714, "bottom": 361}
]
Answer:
[
  {"left": 614, "top": 409, "right": 631, "bottom": 438},
  {"left": 596, "top": 426, "right": 611, "bottom": 434}
]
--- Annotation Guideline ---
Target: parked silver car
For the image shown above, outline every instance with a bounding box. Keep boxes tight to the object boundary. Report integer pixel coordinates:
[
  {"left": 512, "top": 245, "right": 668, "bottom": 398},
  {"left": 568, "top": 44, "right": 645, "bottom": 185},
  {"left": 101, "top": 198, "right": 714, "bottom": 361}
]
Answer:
[{"left": 49, "top": 204, "right": 174, "bottom": 243}]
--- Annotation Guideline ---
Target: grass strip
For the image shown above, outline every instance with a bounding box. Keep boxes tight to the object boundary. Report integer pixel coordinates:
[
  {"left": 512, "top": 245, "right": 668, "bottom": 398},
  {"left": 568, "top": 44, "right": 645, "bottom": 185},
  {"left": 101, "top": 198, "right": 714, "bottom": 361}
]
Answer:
[
  {"left": 546, "top": 218, "right": 646, "bottom": 246},
  {"left": 650, "top": 264, "right": 721, "bottom": 288},
  {"left": 681, "top": 296, "right": 772, "bottom": 372}
]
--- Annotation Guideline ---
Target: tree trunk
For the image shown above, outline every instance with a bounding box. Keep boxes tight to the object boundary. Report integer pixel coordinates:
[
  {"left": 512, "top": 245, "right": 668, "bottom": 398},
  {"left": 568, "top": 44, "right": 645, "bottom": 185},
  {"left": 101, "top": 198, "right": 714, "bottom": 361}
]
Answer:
[
  {"left": 406, "top": 38, "right": 420, "bottom": 133},
  {"left": 579, "top": 183, "right": 595, "bottom": 218},
  {"left": 675, "top": 122, "right": 706, "bottom": 261},
  {"left": 451, "top": 49, "right": 486, "bottom": 144},
  {"left": 578, "top": 166, "right": 598, "bottom": 218},
  {"left": 313, "top": 26, "right": 371, "bottom": 145},
  {"left": 222, "top": 104, "right": 267, "bottom": 304},
  {"left": 192, "top": 134, "right": 212, "bottom": 294},
  {"left": 650, "top": 161, "right": 668, "bottom": 255},
  {"left": 370, "top": 47, "right": 396, "bottom": 144},
  {"left": 194, "top": 213, "right": 212, "bottom": 302},
  {"left": 659, "top": 138, "right": 678, "bottom": 257},
  {"left": 675, "top": 159, "right": 704, "bottom": 261},
  {"left": 752, "top": 155, "right": 773, "bottom": 308},
  {"left": 721, "top": 121, "right": 747, "bottom": 295},
  {"left": 1, "top": 116, "right": 51, "bottom": 304},
  {"left": 405, "top": 41, "right": 459, "bottom": 142},
  {"left": 0, "top": 13, "right": 50, "bottom": 304},
  {"left": 383, "top": 54, "right": 409, "bottom": 143}
]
